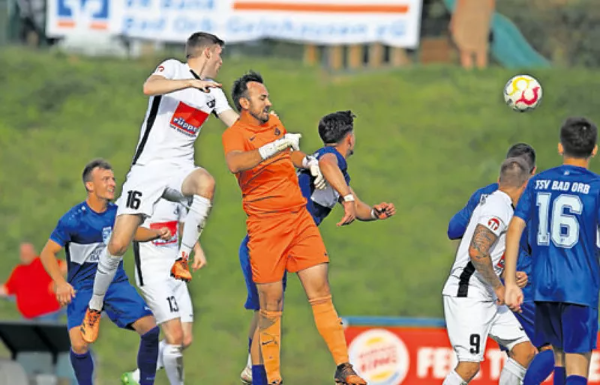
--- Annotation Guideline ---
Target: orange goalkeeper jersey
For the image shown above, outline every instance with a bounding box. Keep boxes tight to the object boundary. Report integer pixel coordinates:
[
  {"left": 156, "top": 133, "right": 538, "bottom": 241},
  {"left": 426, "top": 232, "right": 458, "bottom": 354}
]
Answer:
[{"left": 222, "top": 116, "right": 306, "bottom": 216}]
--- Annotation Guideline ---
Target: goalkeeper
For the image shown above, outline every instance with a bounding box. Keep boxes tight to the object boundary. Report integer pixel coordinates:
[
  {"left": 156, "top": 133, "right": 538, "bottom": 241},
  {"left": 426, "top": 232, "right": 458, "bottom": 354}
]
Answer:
[{"left": 233, "top": 109, "right": 396, "bottom": 385}]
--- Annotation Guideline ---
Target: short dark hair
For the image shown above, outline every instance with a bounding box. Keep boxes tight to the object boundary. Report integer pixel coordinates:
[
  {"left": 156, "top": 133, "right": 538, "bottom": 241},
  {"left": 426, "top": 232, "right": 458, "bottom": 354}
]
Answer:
[
  {"left": 560, "top": 117, "right": 598, "bottom": 159},
  {"left": 82, "top": 159, "right": 112, "bottom": 187},
  {"left": 499, "top": 157, "right": 530, "bottom": 188},
  {"left": 185, "top": 32, "right": 224, "bottom": 59},
  {"left": 231, "top": 71, "right": 264, "bottom": 112},
  {"left": 506, "top": 143, "right": 536, "bottom": 173},
  {"left": 318, "top": 111, "right": 356, "bottom": 144}
]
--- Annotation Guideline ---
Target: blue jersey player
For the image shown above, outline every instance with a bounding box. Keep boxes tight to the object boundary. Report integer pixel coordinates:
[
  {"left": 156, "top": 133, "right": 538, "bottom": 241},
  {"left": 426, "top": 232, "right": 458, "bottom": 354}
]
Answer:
[
  {"left": 238, "top": 111, "right": 396, "bottom": 385},
  {"left": 505, "top": 117, "right": 600, "bottom": 385},
  {"left": 448, "top": 143, "right": 555, "bottom": 384},
  {"left": 39, "top": 159, "right": 170, "bottom": 385}
]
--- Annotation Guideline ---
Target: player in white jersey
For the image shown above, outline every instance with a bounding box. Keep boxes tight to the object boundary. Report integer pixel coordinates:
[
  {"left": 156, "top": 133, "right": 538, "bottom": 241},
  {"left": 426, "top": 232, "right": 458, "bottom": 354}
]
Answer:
[
  {"left": 81, "top": 32, "right": 240, "bottom": 344},
  {"left": 121, "top": 198, "right": 204, "bottom": 385},
  {"left": 442, "top": 158, "right": 536, "bottom": 385}
]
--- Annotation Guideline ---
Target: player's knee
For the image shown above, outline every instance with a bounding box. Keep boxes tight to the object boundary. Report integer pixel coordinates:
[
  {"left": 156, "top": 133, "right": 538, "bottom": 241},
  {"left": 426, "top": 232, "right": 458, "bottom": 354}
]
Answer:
[
  {"left": 182, "top": 333, "right": 193, "bottom": 349},
  {"left": 196, "top": 171, "right": 216, "bottom": 196},
  {"left": 456, "top": 361, "right": 480, "bottom": 381},
  {"left": 510, "top": 341, "right": 536, "bottom": 365},
  {"left": 71, "top": 340, "right": 89, "bottom": 355},
  {"left": 108, "top": 237, "right": 129, "bottom": 256}
]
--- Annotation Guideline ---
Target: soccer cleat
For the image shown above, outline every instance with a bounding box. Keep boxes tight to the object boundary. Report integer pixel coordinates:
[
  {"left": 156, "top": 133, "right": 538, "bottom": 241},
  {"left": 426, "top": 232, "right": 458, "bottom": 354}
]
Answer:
[
  {"left": 80, "top": 307, "right": 102, "bottom": 343},
  {"left": 240, "top": 365, "right": 252, "bottom": 384},
  {"left": 120, "top": 372, "right": 140, "bottom": 385},
  {"left": 334, "top": 363, "right": 367, "bottom": 385},
  {"left": 170, "top": 254, "right": 192, "bottom": 282}
]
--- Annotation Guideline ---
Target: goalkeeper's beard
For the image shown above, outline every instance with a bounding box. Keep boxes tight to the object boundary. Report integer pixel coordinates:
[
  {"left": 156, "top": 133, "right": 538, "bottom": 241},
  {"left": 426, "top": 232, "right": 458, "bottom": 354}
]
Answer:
[{"left": 250, "top": 108, "right": 270, "bottom": 124}]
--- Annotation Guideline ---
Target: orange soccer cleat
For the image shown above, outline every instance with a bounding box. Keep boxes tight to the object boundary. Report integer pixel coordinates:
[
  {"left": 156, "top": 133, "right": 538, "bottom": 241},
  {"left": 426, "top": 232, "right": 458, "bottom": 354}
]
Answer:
[
  {"left": 80, "top": 307, "right": 102, "bottom": 343},
  {"left": 334, "top": 363, "right": 367, "bottom": 385},
  {"left": 170, "top": 254, "right": 192, "bottom": 282}
]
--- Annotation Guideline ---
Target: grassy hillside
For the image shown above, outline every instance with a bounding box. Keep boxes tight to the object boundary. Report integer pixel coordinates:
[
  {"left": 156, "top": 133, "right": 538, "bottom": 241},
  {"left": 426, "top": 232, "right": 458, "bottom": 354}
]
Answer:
[{"left": 1, "top": 48, "right": 600, "bottom": 384}]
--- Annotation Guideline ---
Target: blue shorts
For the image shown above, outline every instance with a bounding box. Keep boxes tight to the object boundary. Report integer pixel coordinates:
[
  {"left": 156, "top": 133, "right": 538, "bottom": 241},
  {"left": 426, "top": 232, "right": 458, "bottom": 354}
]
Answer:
[
  {"left": 514, "top": 301, "right": 550, "bottom": 348},
  {"left": 239, "top": 236, "right": 287, "bottom": 311},
  {"left": 535, "top": 301, "right": 598, "bottom": 354},
  {"left": 67, "top": 279, "right": 152, "bottom": 330}
]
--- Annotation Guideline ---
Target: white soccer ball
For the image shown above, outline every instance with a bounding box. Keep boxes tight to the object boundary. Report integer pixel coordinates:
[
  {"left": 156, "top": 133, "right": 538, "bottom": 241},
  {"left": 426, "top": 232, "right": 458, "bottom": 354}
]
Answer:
[{"left": 503, "top": 74, "right": 543, "bottom": 112}]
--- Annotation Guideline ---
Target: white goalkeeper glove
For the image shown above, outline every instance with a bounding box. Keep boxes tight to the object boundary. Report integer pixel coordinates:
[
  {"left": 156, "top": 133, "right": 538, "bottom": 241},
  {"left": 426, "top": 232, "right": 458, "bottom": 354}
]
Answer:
[
  {"left": 302, "top": 156, "right": 326, "bottom": 190},
  {"left": 258, "top": 133, "right": 302, "bottom": 160}
]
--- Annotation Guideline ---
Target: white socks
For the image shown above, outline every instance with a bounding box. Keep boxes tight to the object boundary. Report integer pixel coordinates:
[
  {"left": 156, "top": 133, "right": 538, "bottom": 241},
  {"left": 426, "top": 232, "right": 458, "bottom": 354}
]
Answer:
[
  {"left": 131, "top": 340, "right": 183, "bottom": 384},
  {"left": 443, "top": 370, "right": 468, "bottom": 385},
  {"left": 162, "top": 343, "right": 184, "bottom": 385},
  {"left": 89, "top": 248, "right": 122, "bottom": 311},
  {"left": 178, "top": 195, "right": 211, "bottom": 260},
  {"left": 499, "top": 358, "right": 527, "bottom": 385}
]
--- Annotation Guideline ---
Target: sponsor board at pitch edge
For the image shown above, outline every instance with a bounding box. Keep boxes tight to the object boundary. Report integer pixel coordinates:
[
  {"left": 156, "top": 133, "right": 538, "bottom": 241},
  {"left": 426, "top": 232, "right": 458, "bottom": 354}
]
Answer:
[
  {"left": 348, "top": 328, "right": 410, "bottom": 385},
  {"left": 47, "top": 0, "right": 424, "bottom": 48}
]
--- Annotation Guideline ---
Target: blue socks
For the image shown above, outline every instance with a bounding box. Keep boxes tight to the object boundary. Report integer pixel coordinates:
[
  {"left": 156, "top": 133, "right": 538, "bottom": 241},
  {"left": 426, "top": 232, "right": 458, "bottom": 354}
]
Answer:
[
  {"left": 252, "top": 365, "right": 268, "bottom": 385},
  {"left": 554, "top": 367, "right": 566, "bottom": 385},
  {"left": 70, "top": 349, "right": 94, "bottom": 385},
  {"left": 138, "top": 326, "right": 160, "bottom": 385},
  {"left": 524, "top": 349, "right": 555, "bottom": 384},
  {"left": 566, "top": 375, "right": 587, "bottom": 385}
]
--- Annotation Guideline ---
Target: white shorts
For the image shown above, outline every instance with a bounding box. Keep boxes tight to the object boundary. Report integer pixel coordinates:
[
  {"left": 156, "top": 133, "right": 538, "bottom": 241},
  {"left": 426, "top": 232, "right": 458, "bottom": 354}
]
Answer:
[
  {"left": 139, "top": 278, "right": 193, "bottom": 325},
  {"left": 443, "top": 295, "right": 529, "bottom": 362},
  {"left": 116, "top": 163, "right": 199, "bottom": 218}
]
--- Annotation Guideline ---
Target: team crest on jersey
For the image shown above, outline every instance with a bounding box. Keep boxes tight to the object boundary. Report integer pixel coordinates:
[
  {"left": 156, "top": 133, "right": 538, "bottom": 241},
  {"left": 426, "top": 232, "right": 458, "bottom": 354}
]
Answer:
[
  {"left": 274, "top": 127, "right": 281, "bottom": 136},
  {"left": 171, "top": 102, "right": 209, "bottom": 137},
  {"left": 102, "top": 227, "right": 112, "bottom": 245},
  {"left": 207, "top": 98, "right": 216, "bottom": 109},
  {"left": 487, "top": 217, "right": 500, "bottom": 232}
]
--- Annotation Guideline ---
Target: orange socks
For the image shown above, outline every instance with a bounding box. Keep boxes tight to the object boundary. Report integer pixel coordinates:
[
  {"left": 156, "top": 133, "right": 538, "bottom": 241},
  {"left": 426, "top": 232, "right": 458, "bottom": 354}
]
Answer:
[
  {"left": 310, "top": 295, "right": 349, "bottom": 366},
  {"left": 258, "top": 309, "right": 283, "bottom": 384}
]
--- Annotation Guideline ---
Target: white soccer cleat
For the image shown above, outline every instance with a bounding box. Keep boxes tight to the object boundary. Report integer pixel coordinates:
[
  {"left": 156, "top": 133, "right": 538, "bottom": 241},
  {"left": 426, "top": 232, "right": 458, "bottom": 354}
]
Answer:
[{"left": 240, "top": 365, "right": 253, "bottom": 384}]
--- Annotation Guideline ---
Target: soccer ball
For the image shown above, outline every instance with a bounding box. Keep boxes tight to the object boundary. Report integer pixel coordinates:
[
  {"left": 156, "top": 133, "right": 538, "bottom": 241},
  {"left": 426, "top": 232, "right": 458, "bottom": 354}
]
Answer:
[{"left": 503, "top": 75, "right": 543, "bottom": 112}]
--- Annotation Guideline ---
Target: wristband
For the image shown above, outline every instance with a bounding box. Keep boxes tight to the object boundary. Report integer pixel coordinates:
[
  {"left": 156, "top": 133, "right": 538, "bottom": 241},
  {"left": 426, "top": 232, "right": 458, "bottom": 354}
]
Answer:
[
  {"left": 370, "top": 208, "right": 378, "bottom": 219},
  {"left": 343, "top": 194, "right": 355, "bottom": 202}
]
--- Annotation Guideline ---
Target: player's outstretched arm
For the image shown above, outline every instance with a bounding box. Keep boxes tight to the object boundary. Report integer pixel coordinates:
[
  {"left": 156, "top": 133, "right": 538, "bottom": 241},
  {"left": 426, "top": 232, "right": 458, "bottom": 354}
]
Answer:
[
  {"left": 504, "top": 217, "right": 526, "bottom": 311},
  {"left": 348, "top": 187, "right": 395, "bottom": 222},
  {"left": 468, "top": 225, "right": 504, "bottom": 302},
  {"left": 143, "top": 75, "right": 221, "bottom": 96},
  {"left": 217, "top": 109, "right": 240, "bottom": 127},
  {"left": 40, "top": 239, "right": 76, "bottom": 306}
]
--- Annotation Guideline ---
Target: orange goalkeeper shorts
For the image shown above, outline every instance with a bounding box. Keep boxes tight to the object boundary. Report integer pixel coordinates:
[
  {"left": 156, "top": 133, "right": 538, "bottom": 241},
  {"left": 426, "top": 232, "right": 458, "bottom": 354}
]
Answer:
[{"left": 246, "top": 208, "right": 329, "bottom": 284}]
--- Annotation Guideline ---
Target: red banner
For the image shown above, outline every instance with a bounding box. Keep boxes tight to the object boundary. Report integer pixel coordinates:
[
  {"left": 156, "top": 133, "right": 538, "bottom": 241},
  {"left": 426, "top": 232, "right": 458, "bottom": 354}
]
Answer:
[{"left": 345, "top": 325, "right": 600, "bottom": 384}]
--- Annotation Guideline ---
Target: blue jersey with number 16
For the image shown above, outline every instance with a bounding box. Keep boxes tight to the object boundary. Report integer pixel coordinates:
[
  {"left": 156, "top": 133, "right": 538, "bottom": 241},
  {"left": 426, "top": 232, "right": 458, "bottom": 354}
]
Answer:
[{"left": 514, "top": 165, "right": 600, "bottom": 308}]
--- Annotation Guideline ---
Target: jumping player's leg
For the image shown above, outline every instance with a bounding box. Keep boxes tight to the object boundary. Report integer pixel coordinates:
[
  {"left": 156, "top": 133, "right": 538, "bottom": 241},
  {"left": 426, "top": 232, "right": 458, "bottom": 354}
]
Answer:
[
  {"left": 171, "top": 168, "right": 215, "bottom": 281},
  {"left": 256, "top": 281, "right": 284, "bottom": 385},
  {"left": 81, "top": 214, "right": 144, "bottom": 343},
  {"left": 289, "top": 210, "right": 365, "bottom": 385}
]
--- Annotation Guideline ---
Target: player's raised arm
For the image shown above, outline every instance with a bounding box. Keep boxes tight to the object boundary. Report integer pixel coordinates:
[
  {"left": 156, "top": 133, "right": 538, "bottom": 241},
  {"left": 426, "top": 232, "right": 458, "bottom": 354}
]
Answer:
[
  {"left": 40, "top": 239, "right": 76, "bottom": 306},
  {"left": 142, "top": 59, "right": 222, "bottom": 96}
]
